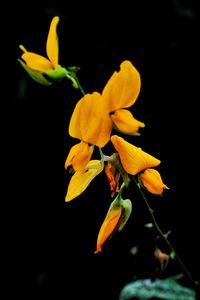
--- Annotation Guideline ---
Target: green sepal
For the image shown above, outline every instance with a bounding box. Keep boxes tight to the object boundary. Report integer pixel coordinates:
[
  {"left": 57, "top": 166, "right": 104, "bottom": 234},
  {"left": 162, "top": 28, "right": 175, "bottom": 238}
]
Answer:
[
  {"left": 18, "top": 59, "right": 52, "bottom": 85},
  {"left": 43, "top": 66, "right": 68, "bottom": 82},
  {"left": 118, "top": 198, "right": 132, "bottom": 231}
]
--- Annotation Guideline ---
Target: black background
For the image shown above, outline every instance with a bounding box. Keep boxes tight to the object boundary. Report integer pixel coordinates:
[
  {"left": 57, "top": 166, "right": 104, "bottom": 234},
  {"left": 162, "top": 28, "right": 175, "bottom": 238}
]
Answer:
[{"left": 11, "top": 1, "right": 200, "bottom": 299}]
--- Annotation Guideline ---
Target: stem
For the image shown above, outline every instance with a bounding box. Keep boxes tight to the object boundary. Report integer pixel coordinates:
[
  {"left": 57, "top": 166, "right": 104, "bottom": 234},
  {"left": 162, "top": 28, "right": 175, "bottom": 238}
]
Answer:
[
  {"left": 133, "top": 176, "right": 196, "bottom": 285},
  {"left": 73, "top": 73, "right": 85, "bottom": 95}
]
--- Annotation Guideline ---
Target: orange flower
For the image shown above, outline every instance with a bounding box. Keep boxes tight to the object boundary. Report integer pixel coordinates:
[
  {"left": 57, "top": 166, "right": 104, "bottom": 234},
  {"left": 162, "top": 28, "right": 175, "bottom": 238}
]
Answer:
[
  {"left": 111, "top": 135, "right": 161, "bottom": 175},
  {"left": 95, "top": 192, "right": 132, "bottom": 254},
  {"left": 102, "top": 60, "right": 145, "bottom": 136},
  {"left": 18, "top": 16, "right": 67, "bottom": 85},
  {"left": 139, "top": 168, "right": 169, "bottom": 195}
]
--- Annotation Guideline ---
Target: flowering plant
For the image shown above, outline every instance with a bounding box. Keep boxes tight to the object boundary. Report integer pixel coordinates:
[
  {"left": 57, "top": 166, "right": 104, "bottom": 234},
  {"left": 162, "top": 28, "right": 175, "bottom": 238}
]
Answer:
[{"left": 18, "top": 15, "right": 197, "bottom": 299}]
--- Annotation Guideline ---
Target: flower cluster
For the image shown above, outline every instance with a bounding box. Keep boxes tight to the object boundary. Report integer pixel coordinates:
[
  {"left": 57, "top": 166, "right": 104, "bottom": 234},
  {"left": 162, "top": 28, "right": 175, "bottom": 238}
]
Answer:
[{"left": 18, "top": 16, "right": 169, "bottom": 255}]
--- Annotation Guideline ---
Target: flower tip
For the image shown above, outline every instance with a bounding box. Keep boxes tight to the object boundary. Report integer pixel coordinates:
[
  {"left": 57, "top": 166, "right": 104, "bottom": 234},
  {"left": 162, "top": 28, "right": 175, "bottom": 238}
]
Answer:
[
  {"left": 94, "top": 247, "right": 102, "bottom": 254},
  {"left": 19, "top": 45, "right": 27, "bottom": 53}
]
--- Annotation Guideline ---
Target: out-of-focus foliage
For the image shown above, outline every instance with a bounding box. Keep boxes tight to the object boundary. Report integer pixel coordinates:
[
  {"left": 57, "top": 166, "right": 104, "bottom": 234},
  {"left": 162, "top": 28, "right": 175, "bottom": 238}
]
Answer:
[{"left": 118, "top": 274, "right": 196, "bottom": 300}]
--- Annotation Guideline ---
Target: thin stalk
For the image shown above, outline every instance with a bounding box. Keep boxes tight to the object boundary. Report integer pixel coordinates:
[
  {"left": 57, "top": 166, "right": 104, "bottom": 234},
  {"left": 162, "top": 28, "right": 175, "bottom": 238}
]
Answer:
[{"left": 133, "top": 176, "right": 196, "bottom": 285}]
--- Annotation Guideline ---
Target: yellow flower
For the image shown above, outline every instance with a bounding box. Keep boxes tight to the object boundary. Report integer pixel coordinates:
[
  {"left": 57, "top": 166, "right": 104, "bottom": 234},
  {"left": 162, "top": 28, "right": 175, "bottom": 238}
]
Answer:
[
  {"left": 95, "top": 193, "right": 132, "bottom": 254},
  {"left": 102, "top": 60, "right": 145, "bottom": 136},
  {"left": 111, "top": 135, "right": 161, "bottom": 175},
  {"left": 139, "top": 168, "right": 169, "bottom": 195},
  {"left": 68, "top": 60, "right": 144, "bottom": 157},
  {"left": 65, "top": 160, "right": 104, "bottom": 202},
  {"left": 18, "top": 16, "right": 67, "bottom": 85}
]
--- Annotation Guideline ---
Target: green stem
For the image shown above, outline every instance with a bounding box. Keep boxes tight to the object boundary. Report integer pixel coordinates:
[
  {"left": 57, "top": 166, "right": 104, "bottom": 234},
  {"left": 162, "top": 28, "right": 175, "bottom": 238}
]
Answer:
[
  {"left": 133, "top": 176, "right": 195, "bottom": 285},
  {"left": 73, "top": 73, "right": 85, "bottom": 95}
]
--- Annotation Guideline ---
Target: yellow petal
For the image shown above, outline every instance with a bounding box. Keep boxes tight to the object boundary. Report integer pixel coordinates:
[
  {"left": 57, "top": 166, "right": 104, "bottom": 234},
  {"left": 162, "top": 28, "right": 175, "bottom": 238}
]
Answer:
[
  {"left": 69, "top": 92, "right": 112, "bottom": 147},
  {"left": 65, "top": 160, "right": 104, "bottom": 202},
  {"left": 95, "top": 204, "right": 123, "bottom": 254},
  {"left": 46, "top": 16, "right": 59, "bottom": 68},
  {"left": 21, "top": 52, "right": 53, "bottom": 72},
  {"left": 64, "top": 141, "right": 93, "bottom": 171},
  {"left": 111, "top": 135, "right": 161, "bottom": 175},
  {"left": 102, "top": 60, "right": 141, "bottom": 112},
  {"left": 111, "top": 109, "right": 145, "bottom": 135},
  {"left": 139, "top": 168, "right": 169, "bottom": 195}
]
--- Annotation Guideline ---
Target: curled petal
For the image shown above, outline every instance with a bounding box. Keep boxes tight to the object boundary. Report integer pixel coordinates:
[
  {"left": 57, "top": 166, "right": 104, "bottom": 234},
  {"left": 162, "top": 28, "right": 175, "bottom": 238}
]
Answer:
[
  {"left": 111, "top": 109, "right": 145, "bottom": 136},
  {"left": 46, "top": 16, "right": 59, "bottom": 68},
  {"left": 65, "top": 141, "right": 94, "bottom": 172},
  {"left": 139, "top": 168, "right": 169, "bottom": 195},
  {"left": 102, "top": 60, "right": 141, "bottom": 112},
  {"left": 65, "top": 160, "right": 104, "bottom": 202},
  {"left": 69, "top": 92, "right": 112, "bottom": 147},
  {"left": 111, "top": 135, "right": 161, "bottom": 175},
  {"left": 21, "top": 52, "right": 53, "bottom": 72}
]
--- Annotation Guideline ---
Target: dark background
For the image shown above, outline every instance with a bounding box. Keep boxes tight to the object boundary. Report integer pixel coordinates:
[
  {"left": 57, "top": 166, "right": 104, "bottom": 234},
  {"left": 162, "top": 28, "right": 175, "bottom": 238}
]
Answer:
[{"left": 11, "top": 1, "right": 200, "bottom": 299}]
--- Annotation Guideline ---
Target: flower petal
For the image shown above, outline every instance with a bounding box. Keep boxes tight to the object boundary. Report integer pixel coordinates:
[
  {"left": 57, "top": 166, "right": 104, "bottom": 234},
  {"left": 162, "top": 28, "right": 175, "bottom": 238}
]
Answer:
[
  {"left": 21, "top": 52, "right": 53, "bottom": 72},
  {"left": 18, "top": 59, "right": 52, "bottom": 85},
  {"left": 69, "top": 92, "right": 112, "bottom": 147},
  {"left": 46, "top": 16, "right": 59, "bottom": 68},
  {"left": 111, "top": 135, "right": 161, "bottom": 175},
  {"left": 65, "top": 160, "right": 104, "bottom": 202},
  {"left": 139, "top": 168, "right": 169, "bottom": 195},
  {"left": 102, "top": 60, "right": 141, "bottom": 112},
  {"left": 95, "top": 204, "right": 123, "bottom": 253},
  {"left": 111, "top": 109, "right": 145, "bottom": 136},
  {"left": 64, "top": 141, "right": 93, "bottom": 171}
]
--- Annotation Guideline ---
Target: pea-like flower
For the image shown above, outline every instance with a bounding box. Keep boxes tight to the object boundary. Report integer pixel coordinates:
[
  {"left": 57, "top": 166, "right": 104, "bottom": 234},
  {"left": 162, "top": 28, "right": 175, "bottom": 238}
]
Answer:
[
  {"left": 139, "top": 168, "right": 169, "bottom": 195},
  {"left": 66, "top": 61, "right": 145, "bottom": 171},
  {"left": 111, "top": 135, "right": 161, "bottom": 175},
  {"left": 18, "top": 16, "right": 67, "bottom": 85},
  {"left": 95, "top": 191, "right": 132, "bottom": 254}
]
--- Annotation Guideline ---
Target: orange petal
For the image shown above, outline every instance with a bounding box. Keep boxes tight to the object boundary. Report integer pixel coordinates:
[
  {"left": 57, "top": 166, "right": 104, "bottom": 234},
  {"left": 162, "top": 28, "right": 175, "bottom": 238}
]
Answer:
[
  {"left": 46, "top": 16, "right": 59, "bottom": 68},
  {"left": 111, "top": 109, "right": 145, "bottom": 135},
  {"left": 64, "top": 141, "right": 93, "bottom": 171},
  {"left": 65, "top": 160, "right": 104, "bottom": 202},
  {"left": 95, "top": 205, "right": 123, "bottom": 253},
  {"left": 139, "top": 168, "right": 169, "bottom": 195},
  {"left": 21, "top": 52, "right": 53, "bottom": 72},
  {"left": 111, "top": 135, "right": 161, "bottom": 175},
  {"left": 69, "top": 92, "right": 112, "bottom": 147},
  {"left": 105, "top": 162, "right": 120, "bottom": 197},
  {"left": 102, "top": 60, "right": 141, "bottom": 112}
]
